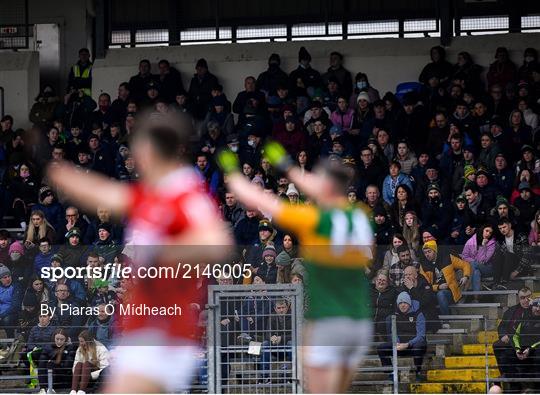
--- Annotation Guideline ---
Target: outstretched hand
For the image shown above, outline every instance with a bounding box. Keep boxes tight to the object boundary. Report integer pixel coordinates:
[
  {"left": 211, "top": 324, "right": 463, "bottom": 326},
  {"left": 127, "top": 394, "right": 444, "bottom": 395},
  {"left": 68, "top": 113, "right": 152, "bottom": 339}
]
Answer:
[
  {"left": 217, "top": 149, "right": 240, "bottom": 175},
  {"left": 264, "top": 141, "right": 293, "bottom": 172}
]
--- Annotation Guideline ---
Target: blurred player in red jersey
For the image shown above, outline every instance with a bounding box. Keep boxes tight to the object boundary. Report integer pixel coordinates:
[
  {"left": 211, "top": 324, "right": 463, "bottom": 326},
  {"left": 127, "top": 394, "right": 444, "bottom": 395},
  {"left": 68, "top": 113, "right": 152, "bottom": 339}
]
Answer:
[{"left": 47, "top": 111, "right": 232, "bottom": 393}]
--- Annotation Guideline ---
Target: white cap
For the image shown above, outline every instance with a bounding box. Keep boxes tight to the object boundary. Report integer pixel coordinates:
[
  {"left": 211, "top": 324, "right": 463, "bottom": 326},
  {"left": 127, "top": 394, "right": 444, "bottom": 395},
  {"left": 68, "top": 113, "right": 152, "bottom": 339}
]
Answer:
[{"left": 286, "top": 183, "right": 299, "bottom": 197}]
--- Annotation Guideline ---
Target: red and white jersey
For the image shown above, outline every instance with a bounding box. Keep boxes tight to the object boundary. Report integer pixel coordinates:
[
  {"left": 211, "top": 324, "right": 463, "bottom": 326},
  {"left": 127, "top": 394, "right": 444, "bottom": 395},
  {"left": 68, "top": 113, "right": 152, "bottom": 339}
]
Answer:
[
  {"left": 126, "top": 167, "right": 215, "bottom": 248},
  {"left": 121, "top": 167, "right": 217, "bottom": 339}
]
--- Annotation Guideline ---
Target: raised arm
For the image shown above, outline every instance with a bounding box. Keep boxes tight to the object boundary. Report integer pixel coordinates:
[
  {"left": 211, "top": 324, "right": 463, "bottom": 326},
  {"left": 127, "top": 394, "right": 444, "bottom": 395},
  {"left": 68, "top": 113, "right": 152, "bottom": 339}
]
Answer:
[
  {"left": 46, "top": 162, "right": 130, "bottom": 217},
  {"left": 287, "top": 167, "right": 326, "bottom": 201}
]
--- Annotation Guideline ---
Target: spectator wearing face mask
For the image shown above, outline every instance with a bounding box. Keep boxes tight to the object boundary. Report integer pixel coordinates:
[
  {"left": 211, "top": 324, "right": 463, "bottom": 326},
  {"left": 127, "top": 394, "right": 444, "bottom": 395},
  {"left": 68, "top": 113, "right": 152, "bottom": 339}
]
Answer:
[{"left": 7, "top": 241, "right": 32, "bottom": 285}]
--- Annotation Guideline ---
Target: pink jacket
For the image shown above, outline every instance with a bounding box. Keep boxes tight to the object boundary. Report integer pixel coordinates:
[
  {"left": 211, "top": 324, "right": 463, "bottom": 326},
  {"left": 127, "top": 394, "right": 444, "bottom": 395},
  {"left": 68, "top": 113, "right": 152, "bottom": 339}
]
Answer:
[
  {"left": 461, "top": 235, "right": 496, "bottom": 265},
  {"left": 330, "top": 109, "right": 355, "bottom": 131}
]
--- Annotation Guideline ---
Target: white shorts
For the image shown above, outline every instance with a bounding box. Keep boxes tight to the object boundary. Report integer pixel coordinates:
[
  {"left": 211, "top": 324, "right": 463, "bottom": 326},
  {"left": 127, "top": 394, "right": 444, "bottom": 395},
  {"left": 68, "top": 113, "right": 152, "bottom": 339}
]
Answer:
[
  {"left": 303, "top": 318, "right": 373, "bottom": 368},
  {"left": 110, "top": 329, "right": 200, "bottom": 392}
]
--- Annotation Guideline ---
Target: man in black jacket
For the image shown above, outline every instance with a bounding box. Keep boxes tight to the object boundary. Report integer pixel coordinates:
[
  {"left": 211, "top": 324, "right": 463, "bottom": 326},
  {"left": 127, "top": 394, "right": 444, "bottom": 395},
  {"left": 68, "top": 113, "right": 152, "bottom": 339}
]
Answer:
[
  {"left": 370, "top": 270, "right": 397, "bottom": 340},
  {"left": 157, "top": 59, "right": 184, "bottom": 104},
  {"left": 509, "top": 296, "right": 540, "bottom": 389},
  {"left": 188, "top": 58, "right": 219, "bottom": 120},
  {"left": 128, "top": 59, "right": 157, "bottom": 103},
  {"left": 464, "top": 185, "right": 491, "bottom": 230},
  {"left": 493, "top": 287, "right": 532, "bottom": 380},
  {"left": 357, "top": 146, "right": 387, "bottom": 193},
  {"left": 257, "top": 54, "right": 289, "bottom": 96}
]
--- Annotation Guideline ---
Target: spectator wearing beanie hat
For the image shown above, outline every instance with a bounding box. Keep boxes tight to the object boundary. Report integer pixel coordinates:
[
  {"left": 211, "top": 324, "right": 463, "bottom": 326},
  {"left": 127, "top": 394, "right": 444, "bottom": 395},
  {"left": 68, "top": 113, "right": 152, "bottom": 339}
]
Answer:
[
  {"left": 377, "top": 291, "right": 427, "bottom": 380},
  {"left": 188, "top": 58, "right": 219, "bottom": 120},
  {"left": 8, "top": 240, "right": 32, "bottom": 285},
  {"left": 259, "top": 244, "right": 278, "bottom": 284},
  {"left": 257, "top": 53, "right": 289, "bottom": 97},
  {"left": 275, "top": 250, "right": 292, "bottom": 284},
  {"left": 58, "top": 227, "right": 89, "bottom": 270},
  {"left": 289, "top": 46, "right": 322, "bottom": 98},
  {"left": 0, "top": 264, "right": 23, "bottom": 337},
  {"left": 33, "top": 186, "right": 64, "bottom": 234},
  {"left": 244, "top": 219, "right": 279, "bottom": 281},
  {"left": 421, "top": 183, "right": 451, "bottom": 237},
  {"left": 420, "top": 240, "right": 471, "bottom": 316},
  {"left": 204, "top": 94, "right": 235, "bottom": 137},
  {"left": 92, "top": 222, "right": 120, "bottom": 265},
  {"left": 20, "top": 290, "right": 41, "bottom": 329}
]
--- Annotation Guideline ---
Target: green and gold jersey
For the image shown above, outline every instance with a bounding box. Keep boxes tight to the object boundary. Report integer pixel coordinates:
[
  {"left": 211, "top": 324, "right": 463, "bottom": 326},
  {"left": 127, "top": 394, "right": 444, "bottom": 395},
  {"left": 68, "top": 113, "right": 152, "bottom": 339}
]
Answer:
[{"left": 274, "top": 203, "right": 374, "bottom": 320}]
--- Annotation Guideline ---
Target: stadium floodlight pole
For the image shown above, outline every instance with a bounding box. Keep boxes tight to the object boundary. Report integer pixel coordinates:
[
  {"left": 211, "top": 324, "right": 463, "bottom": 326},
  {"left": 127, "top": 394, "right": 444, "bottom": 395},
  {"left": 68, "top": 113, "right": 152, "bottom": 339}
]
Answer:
[{"left": 391, "top": 314, "right": 399, "bottom": 394}]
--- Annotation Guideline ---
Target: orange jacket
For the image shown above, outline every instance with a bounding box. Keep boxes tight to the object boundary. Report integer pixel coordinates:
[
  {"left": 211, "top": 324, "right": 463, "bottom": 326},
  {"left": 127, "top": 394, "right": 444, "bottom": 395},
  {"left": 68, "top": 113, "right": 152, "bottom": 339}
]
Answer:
[{"left": 420, "top": 254, "right": 471, "bottom": 302}]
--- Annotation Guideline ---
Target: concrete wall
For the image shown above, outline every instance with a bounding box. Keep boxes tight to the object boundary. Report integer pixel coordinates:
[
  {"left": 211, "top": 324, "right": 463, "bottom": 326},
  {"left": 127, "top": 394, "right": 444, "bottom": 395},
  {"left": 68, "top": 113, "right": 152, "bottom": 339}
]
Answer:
[
  {"left": 0, "top": 52, "right": 40, "bottom": 128},
  {"left": 1, "top": 32, "right": 539, "bottom": 128},
  {"left": 28, "top": 0, "right": 91, "bottom": 93},
  {"left": 93, "top": 33, "right": 540, "bottom": 102}
]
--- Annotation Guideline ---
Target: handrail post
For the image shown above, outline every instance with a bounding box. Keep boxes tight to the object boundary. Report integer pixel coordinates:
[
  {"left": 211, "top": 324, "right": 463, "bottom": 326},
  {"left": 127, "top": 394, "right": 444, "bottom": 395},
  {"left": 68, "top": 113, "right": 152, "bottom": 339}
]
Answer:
[
  {"left": 484, "top": 317, "right": 489, "bottom": 394},
  {"left": 47, "top": 368, "right": 53, "bottom": 393},
  {"left": 391, "top": 314, "right": 399, "bottom": 394}
]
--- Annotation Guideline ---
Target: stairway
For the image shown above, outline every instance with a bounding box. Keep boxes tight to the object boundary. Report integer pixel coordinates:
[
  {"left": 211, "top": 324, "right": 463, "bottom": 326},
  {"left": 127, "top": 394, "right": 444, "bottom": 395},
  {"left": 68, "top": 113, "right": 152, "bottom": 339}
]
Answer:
[{"left": 410, "top": 331, "right": 500, "bottom": 394}]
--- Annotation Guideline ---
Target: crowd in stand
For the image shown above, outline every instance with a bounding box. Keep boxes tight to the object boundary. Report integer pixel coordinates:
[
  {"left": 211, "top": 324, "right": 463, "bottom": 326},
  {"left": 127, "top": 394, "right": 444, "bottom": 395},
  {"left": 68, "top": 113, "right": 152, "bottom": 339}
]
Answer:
[{"left": 1, "top": 43, "right": 540, "bottom": 390}]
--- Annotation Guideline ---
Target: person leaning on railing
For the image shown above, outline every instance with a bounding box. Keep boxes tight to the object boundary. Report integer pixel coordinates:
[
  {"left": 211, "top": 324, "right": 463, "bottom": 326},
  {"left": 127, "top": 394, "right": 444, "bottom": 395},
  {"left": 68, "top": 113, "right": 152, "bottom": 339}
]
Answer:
[{"left": 38, "top": 328, "right": 75, "bottom": 392}]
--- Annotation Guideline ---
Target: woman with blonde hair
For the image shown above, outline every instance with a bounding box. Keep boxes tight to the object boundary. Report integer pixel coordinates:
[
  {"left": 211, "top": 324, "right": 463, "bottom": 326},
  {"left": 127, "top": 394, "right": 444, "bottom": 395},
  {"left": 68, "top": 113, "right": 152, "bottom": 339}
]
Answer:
[
  {"left": 70, "top": 330, "right": 109, "bottom": 394},
  {"left": 402, "top": 211, "right": 421, "bottom": 254},
  {"left": 24, "top": 210, "right": 56, "bottom": 250}
]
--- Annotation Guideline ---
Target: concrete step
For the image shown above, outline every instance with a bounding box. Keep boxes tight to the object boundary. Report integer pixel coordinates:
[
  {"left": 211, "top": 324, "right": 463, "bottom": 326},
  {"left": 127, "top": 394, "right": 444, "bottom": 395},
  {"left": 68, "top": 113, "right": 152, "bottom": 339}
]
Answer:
[
  {"left": 462, "top": 290, "right": 518, "bottom": 307},
  {"left": 477, "top": 331, "right": 499, "bottom": 344},
  {"left": 444, "top": 355, "right": 497, "bottom": 368},
  {"left": 462, "top": 343, "right": 494, "bottom": 355},
  {"left": 450, "top": 303, "right": 500, "bottom": 320},
  {"left": 409, "top": 382, "right": 486, "bottom": 393},
  {"left": 483, "top": 276, "right": 539, "bottom": 292},
  {"left": 427, "top": 368, "right": 500, "bottom": 382},
  {"left": 439, "top": 314, "right": 497, "bottom": 331}
]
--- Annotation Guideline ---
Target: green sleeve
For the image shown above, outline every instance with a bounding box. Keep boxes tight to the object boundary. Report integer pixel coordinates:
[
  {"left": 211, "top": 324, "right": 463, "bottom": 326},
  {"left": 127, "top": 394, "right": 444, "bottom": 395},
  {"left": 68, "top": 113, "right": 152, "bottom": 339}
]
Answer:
[{"left": 512, "top": 323, "right": 522, "bottom": 350}]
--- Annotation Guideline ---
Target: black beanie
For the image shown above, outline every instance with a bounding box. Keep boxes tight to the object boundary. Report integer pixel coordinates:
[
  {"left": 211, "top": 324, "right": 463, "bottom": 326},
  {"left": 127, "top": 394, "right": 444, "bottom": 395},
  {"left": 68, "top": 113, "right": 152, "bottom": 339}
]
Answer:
[
  {"left": 98, "top": 222, "right": 112, "bottom": 233},
  {"left": 298, "top": 47, "right": 311, "bottom": 63},
  {"left": 269, "top": 53, "right": 281, "bottom": 65}
]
